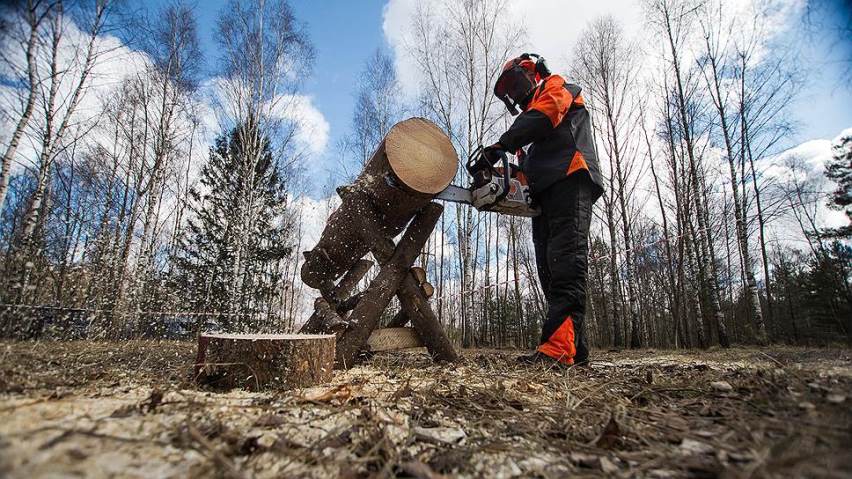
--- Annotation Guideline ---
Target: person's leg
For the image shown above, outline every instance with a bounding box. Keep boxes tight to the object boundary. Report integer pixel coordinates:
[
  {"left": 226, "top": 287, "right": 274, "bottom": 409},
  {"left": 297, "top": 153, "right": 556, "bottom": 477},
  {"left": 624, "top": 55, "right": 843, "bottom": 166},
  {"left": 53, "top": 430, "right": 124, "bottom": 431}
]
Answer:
[
  {"left": 532, "top": 209, "right": 551, "bottom": 302},
  {"left": 536, "top": 174, "right": 594, "bottom": 364}
]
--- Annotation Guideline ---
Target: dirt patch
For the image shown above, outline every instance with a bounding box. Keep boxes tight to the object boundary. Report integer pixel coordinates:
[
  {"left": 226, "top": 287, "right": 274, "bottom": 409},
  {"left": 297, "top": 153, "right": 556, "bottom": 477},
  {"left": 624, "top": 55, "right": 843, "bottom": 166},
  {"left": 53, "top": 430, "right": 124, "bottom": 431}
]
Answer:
[{"left": 1, "top": 341, "right": 850, "bottom": 478}]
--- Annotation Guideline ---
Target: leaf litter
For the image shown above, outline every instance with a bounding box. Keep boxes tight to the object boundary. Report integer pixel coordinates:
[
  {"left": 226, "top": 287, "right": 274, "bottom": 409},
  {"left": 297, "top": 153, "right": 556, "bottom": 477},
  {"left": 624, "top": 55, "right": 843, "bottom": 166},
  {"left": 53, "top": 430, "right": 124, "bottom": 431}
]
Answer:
[{"left": 0, "top": 341, "right": 850, "bottom": 478}]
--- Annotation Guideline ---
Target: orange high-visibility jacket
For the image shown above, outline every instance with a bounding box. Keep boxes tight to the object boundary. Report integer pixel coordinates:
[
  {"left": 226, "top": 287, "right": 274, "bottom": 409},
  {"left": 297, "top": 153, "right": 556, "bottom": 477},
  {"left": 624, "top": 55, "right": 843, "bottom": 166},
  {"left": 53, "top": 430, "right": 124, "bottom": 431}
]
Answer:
[{"left": 498, "top": 74, "right": 604, "bottom": 199}]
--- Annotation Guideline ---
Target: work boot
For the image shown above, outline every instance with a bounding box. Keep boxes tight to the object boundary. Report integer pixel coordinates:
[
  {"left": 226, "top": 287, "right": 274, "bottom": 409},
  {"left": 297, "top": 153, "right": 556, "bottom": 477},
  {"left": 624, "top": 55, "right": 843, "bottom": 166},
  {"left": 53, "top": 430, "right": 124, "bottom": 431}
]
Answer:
[{"left": 516, "top": 351, "right": 572, "bottom": 369}]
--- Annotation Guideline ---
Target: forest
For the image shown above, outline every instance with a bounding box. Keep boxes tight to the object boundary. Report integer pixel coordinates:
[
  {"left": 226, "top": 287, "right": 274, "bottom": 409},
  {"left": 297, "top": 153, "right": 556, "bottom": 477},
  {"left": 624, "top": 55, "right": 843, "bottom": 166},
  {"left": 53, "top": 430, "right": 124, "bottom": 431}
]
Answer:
[
  {"left": 0, "top": 0, "right": 849, "bottom": 350},
  {"left": 2, "top": 1, "right": 851, "bottom": 478}
]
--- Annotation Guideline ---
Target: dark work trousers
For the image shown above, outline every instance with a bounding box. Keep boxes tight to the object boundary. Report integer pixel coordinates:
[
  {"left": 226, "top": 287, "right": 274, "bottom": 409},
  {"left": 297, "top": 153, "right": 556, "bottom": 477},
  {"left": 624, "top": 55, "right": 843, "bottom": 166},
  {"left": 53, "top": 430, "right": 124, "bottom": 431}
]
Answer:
[{"left": 532, "top": 173, "right": 594, "bottom": 363}]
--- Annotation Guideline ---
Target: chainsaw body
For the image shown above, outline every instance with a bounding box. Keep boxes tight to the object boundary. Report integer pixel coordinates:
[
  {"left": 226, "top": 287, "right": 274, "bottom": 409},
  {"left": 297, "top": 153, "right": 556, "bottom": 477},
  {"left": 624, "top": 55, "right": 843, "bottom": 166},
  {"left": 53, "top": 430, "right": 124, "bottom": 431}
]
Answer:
[{"left": 436, "top": 146, "right": 540, "bottom": 217}]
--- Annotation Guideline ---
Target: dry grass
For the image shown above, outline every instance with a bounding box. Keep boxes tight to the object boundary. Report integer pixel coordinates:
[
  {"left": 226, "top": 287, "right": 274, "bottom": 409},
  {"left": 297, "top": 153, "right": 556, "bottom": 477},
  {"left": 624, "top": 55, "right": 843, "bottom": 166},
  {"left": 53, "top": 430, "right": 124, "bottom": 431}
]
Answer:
[{"left": 1, "top": 341, "right": 850, "bottom": 478}]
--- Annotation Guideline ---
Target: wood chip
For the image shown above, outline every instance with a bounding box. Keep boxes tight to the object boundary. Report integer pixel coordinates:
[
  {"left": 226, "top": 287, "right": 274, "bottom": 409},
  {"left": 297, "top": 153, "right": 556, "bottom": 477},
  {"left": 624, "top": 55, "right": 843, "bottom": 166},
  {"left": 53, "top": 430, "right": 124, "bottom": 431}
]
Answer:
[
  {"left": 413, "top": 426, "right": 466, "bottom": 444},
  {"left": 599, "top": 456, "right": 619, "bottom": 473},
  {"left": 680, "top": 438, "right": 715, "bottom": 455},
  {"left": 303, "top": 384, "right": 351, "bottom": 403},
  {"left": 710, "top": 381, "right": 733, "bottom": 392}
]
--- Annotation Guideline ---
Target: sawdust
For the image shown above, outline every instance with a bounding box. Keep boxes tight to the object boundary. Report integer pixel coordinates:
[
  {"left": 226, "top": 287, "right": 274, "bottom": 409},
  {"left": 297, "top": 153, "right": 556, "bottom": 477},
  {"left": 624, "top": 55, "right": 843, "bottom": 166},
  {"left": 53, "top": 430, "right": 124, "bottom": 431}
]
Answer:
[{"left": 1, "top": 341, "right": 850, "bottom": 478}]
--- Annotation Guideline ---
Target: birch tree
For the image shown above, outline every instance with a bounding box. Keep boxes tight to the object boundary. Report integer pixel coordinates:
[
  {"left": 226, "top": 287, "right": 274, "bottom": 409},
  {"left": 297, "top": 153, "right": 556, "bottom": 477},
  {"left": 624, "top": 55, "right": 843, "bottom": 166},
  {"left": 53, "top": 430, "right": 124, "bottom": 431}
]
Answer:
[
  {"left": 408, "top": 0, "right": 521, "bottom": 346},
  {"left": 12, "top": 0, "right": 118, "bottom": 302},
  {"left": 696, "top": 0, "right": 766, "bottom": 343},
  {"left": 573, "top": 16, "right": 645, "bottom": 347},
  {"left": 0, "top": 0, "right": 56, "bottom": 215}
]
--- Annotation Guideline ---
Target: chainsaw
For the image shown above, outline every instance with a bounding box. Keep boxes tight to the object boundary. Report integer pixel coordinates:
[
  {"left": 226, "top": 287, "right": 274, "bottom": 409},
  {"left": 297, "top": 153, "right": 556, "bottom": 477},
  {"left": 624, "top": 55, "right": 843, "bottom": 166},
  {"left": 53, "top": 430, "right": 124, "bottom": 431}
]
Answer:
[{"left": 436, "top": 146, "right": 540, "bottom": 217}]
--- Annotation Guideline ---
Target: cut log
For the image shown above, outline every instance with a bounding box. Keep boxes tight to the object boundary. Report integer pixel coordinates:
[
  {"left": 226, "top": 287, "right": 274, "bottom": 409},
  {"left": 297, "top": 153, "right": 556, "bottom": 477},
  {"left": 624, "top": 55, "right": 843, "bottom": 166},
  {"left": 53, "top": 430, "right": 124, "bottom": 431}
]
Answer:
[
  {"left": 195, "top": 333, "right": 335, "bottom": 390},
  {"left": 384, "top": 118, "right": 458, "bottom": 194},
  {"left": 335, "top": 203, "right": 444, "bottom": 368},
  {"left": 410, "top": 266, "right": 427, "bottom": 285},
  {"left": 396, "top": 274, "right": 459, "bottom": 362},
  {"left": 367, "top": 327, "right": 424, "bottom": 352},
  {"left": 357, "top": 215, "right": 458, "bottom": 363},
  {"left": 300, "top": 259, "right": 372, "bottom": 334},
  {"left": 421, "top": 282, "right": 435, "bottom": 298},
  {"left": 301, "top": 118, "right": 457, "bottom": 288}
]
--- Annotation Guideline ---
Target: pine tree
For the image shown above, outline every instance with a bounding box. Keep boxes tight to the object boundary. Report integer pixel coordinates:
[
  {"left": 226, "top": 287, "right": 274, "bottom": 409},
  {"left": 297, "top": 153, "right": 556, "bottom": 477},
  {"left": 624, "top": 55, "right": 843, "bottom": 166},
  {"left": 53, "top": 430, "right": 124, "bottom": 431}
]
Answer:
[
  {"left": 172, "top": 123, "right": 292, "bottom": 332},
  {"left": 824, "top": 134, "right": 852, "bottom": 238}
]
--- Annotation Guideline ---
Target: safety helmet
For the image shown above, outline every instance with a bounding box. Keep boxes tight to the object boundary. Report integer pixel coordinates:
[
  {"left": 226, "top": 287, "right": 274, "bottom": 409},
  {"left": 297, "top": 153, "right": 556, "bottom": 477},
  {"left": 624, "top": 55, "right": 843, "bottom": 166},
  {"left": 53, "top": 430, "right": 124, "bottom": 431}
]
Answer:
[{"left": 494, "top": 53, "right": 551, "bottom": 115}]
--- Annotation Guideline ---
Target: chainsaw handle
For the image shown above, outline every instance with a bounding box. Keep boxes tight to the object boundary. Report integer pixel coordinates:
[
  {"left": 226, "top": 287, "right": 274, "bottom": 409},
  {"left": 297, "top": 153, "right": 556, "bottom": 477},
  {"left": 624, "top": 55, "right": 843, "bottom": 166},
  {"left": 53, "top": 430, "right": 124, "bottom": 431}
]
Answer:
[
  {"left": 492, "top": 150, "right": 511, "bottom": 209},
  {"left": 467, "top": 145, "right": 511, "bottom": 211},
  {"left": 466, "top": 145, "right": 508, "bottom": 174}
]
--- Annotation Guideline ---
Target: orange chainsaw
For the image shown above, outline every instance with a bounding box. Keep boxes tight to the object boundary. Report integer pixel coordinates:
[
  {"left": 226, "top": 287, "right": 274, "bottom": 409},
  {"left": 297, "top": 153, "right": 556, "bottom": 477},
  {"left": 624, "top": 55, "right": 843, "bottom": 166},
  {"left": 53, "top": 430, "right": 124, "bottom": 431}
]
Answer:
[{"left": 436, "top": 145, "right": 540, "bottom": 217}]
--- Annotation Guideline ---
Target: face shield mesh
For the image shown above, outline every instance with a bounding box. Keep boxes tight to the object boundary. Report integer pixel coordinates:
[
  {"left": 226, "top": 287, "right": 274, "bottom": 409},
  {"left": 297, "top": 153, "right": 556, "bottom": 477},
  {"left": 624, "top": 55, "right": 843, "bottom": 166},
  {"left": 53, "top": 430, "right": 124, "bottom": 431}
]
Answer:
[{"left": 494, "top": 65, "right": 535, "bottom": 115}]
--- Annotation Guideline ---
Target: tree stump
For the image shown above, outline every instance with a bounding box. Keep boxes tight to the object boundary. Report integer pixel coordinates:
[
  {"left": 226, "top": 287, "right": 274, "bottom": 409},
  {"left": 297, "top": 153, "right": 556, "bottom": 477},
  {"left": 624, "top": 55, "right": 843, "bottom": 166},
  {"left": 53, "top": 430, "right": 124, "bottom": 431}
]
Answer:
[
  {"left": 195, "top": 333, "right": 335, "bottom": 390},
  {"left": 301, "top": 117, "right": 457, "bottom": 289}
]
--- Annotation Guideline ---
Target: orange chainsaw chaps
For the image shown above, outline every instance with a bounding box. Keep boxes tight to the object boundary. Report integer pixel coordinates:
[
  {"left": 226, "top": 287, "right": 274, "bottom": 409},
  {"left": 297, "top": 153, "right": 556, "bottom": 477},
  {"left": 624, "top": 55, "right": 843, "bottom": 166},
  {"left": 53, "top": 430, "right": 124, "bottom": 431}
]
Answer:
[{"left": 537, "top": 316, "right": 576, "bottom": 365}]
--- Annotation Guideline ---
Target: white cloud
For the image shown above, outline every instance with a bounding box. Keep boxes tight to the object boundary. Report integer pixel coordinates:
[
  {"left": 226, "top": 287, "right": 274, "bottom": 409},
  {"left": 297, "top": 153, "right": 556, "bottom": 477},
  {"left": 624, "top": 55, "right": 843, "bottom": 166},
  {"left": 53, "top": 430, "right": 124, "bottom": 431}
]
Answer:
[
  {"left": 201, "top": 78, "right": 331, "bottom": 156},
  {"left": 755, "top": 128, "right": 850, "bottom": 249},
  {"left": 0, "top": 18, "right": 151, "bottom": 175},
  {"left": 273, "top": 94, "right": 330, "bottom": 155},
  {"left": 382, "top": 0, "right": 644, "bottom": 99},
  {"left": 382, "top": 0, "right": 804, "bottom": 100}
]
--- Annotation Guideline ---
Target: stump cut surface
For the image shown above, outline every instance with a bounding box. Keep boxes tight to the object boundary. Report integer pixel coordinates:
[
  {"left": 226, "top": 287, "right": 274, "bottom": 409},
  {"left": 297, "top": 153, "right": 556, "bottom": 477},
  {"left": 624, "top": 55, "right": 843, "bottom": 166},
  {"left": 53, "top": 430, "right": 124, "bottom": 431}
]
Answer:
[{"left": 196, "top": 333, "right": 335, "bottom": 390}]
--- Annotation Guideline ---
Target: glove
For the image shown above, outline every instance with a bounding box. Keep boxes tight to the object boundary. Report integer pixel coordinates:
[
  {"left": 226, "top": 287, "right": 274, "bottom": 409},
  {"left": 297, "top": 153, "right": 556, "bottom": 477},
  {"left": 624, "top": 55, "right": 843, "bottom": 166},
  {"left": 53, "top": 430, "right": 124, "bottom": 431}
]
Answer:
[{"left": 483, "top": 143, "right": 505, "bottom": 163}]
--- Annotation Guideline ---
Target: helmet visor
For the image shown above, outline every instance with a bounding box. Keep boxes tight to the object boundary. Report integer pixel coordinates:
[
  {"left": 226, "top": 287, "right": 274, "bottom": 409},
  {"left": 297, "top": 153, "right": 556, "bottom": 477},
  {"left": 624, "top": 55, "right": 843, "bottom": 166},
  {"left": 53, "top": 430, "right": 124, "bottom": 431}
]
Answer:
[{"left": 494, "top": 65, "right": 534, "bottom": 106}]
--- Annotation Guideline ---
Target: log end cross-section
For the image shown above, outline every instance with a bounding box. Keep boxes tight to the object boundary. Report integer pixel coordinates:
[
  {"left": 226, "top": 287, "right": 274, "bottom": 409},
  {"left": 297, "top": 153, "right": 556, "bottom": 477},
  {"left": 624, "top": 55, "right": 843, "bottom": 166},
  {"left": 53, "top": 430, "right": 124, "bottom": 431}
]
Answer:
[
  {"left": 301, "top": 117, "right": 457, "bottom": 289},
  {"left": 383, "top": 117, "right": 458, "bottom": 195}
]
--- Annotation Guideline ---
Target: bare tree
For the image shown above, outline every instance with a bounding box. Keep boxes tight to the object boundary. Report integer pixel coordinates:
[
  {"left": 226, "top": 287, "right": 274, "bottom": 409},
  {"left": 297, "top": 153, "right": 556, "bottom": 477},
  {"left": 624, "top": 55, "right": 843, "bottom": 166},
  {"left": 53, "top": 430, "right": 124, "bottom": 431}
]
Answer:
[
  {"left": 341, "top": 49, "right": 405, "bottom": 174},
  {"left": 130, "top": 1, "right": 202, "bottom": 315},
  {"left": 0, "top": 0, "right": 56, "bottom": 215},
  {"left": 647, "top": 0, "right": 729, "bottom": 347},
  {"left": 408, "top": 0, "right": 521, "bottom": 346},
  {"left": 11, "top": 0, "right": 119, "bottom": 302},
  {"left": 572, "top": 16, "right": 645, "bottom": 347},
  {"left": 696, "top": 0, "right": 766, "bottom": 343},
  {"left": 213, "top": 0, "right": 313, "bottom": 315}
]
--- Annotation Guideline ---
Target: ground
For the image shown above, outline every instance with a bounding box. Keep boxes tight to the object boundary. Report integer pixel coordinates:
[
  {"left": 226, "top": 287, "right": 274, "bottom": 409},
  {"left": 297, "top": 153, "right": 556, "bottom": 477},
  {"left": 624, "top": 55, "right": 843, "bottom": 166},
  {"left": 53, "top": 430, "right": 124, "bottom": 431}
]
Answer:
[{"left": 0, "top": 342, "right": 850, "bottom": 478}]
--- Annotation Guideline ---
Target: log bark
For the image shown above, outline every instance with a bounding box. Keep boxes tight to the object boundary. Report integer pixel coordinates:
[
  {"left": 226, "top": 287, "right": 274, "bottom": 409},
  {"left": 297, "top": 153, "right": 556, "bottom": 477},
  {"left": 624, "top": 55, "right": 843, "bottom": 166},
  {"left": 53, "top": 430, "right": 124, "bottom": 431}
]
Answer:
[
  {"left": 330, "top": 259, "right": 373, "bottom": 302},
  {"left": 397, "top": 274, "right": 459, "bottom": 362},
  {"left": 387, "top": 282, "right": 434, "bottom": 328},
  {"left": 195, "top": 333, "right": 335, "bottom": 390},
  {"left": 301, "top": 118, "right": 457, "bottom": 288},
  {"left": 335, "top": 203, "right": 444, "bottom": 368}
]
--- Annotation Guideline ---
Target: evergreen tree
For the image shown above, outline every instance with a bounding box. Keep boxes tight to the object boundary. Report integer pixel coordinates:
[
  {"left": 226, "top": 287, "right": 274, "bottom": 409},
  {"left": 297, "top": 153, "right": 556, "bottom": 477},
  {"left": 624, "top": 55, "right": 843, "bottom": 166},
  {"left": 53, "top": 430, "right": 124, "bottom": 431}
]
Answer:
[
  {"left": 824, "top": 134, "right": 852, "bottom": 238},
  {"left": 172, "top": 123, "right": 292, "bottom": 332}
]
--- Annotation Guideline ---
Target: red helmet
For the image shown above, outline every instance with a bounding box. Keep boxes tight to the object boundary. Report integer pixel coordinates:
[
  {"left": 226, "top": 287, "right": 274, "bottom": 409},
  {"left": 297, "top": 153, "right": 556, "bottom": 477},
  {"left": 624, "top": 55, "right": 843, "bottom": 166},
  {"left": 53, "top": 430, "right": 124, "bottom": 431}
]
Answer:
[{"left": 494, "top": 53, "right": 551, "bottom": 115}]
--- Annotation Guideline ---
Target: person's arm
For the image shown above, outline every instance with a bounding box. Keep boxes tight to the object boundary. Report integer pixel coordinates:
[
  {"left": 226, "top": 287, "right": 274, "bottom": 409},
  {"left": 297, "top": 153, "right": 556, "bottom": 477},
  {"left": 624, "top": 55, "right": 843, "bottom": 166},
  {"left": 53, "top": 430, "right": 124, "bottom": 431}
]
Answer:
[{"left": 497, "top": 75, "right": 572, "bottom": 151}]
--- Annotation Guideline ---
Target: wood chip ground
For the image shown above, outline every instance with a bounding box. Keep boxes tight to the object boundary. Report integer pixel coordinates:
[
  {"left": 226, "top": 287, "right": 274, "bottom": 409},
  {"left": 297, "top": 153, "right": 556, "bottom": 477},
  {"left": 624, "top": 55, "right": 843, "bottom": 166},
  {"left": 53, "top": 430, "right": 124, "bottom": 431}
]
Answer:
[{"left": 1, "top": 341, "right": 850, "bottom": 478}]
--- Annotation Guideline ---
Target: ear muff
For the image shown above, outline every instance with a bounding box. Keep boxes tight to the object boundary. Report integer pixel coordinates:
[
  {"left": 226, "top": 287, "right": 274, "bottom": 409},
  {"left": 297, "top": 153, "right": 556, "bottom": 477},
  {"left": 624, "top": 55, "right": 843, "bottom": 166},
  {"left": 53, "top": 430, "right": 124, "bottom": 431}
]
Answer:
[{"left": 520, "top": 53, "right": 551, "bottom": 79}]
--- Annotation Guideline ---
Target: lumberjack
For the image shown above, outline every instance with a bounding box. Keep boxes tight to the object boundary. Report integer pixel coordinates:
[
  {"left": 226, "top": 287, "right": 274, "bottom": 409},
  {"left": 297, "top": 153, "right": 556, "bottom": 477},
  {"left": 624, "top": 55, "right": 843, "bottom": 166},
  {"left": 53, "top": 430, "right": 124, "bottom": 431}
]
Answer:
[{"left": 489, "top": 53, "right": 604, "bottom": 366}]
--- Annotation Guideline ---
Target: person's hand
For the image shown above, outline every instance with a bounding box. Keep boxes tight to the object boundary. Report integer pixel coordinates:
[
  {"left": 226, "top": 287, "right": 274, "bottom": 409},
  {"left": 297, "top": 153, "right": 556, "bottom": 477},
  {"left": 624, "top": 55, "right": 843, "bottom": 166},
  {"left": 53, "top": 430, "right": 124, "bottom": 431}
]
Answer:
[{"left": 483, "top": 142, "right": 505, "bottom": 162}]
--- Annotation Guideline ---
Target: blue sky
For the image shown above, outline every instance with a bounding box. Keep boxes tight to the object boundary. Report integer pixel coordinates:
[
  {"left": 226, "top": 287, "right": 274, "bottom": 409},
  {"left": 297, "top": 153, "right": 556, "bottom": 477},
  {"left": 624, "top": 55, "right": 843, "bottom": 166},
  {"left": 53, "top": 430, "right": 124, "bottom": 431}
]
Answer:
[{"left": 150, "top": 0, "right": 850, "bottom": 195}]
